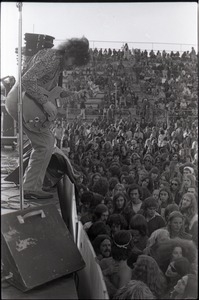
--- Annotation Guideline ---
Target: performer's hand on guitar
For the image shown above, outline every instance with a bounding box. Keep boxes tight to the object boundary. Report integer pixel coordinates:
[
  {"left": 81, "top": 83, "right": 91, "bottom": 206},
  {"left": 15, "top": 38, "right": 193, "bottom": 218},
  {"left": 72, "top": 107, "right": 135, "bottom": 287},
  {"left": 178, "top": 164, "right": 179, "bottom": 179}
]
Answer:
[{"left": 42, "top": 101, "right": 58, "bottom": 120}]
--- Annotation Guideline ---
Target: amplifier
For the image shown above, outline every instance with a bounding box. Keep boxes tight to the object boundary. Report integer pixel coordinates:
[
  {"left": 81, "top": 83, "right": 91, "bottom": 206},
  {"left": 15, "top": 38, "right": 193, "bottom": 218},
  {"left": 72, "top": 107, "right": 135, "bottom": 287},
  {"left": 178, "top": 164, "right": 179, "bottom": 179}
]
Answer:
[{"left": 1, "top": 204, "right": 85, "bottom": 292}]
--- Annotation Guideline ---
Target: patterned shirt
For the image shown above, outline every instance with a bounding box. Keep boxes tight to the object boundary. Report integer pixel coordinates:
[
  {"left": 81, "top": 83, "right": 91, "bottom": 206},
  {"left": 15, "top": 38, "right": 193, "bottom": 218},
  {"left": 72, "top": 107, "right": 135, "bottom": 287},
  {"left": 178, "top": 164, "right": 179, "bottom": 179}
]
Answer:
[{"left": 22, "top": 48, "right": 63, "bottom": 105}]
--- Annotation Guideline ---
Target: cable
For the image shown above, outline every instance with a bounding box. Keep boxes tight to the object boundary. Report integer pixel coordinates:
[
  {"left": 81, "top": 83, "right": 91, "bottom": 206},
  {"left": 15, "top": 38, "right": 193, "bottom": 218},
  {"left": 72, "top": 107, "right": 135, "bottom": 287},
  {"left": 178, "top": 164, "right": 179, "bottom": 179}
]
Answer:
[
  {"left": 1, "top": 186, "right": 19, "bottom": 191},
  {"left": 73, "top": 272, "right": 79, "bottom": 290}
]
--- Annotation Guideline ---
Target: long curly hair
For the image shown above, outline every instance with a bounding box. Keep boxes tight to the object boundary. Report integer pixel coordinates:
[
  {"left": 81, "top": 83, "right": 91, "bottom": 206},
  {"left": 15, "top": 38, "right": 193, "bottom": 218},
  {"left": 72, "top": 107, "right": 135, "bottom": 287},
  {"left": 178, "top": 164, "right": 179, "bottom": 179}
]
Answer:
[
  {"left": 107, "top": 213, "right": 128, "bottom": 230},
  {"left": 166, "top": 210, "right": 187, "bottom": 236},
  {"left": 113, "top": 280, "right": 155, "bottom": 299},
  {"left": 182, "top": 273, "right": 198, "bottom": 299},
  {"left": 154, "top": 237, "right": 197, "bottom": 273},
  {"left": 56, "top": 36, "right": 90, "bottom": 66},
  {"left": 131, "top": 255, "right": 167, "bottom": 297},
  {"left": 179, "top": 192, "right": 197, "bottom": 220}
]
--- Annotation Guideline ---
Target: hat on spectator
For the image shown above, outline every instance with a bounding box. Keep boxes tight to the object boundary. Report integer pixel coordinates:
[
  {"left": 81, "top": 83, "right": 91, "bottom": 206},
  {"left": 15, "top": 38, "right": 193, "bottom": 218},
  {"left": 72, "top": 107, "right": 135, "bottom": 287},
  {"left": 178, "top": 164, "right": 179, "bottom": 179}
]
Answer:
[
  {"left": 183, "top": 166, "right": 195, "bottom": 175},
  {"left": 179, "top": 162, "right": 195, "bottom": 174}
]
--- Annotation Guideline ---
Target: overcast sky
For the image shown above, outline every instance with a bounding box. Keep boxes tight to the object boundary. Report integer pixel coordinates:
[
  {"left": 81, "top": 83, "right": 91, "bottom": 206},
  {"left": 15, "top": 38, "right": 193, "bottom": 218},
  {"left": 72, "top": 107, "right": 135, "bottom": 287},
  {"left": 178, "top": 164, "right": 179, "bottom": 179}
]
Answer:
[{"left": 1, "top": 2, "right": 198, "bottom": 78}]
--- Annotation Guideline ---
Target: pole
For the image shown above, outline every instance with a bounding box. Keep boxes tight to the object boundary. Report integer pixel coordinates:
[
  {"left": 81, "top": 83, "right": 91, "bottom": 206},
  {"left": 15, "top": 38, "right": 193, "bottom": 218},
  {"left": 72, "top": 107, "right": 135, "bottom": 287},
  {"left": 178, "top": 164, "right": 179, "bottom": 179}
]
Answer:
[
  {"left": 16, "top": 2, "right": 24, "bottom": 210},
  {"left": 115, "top": 83, "right": 117, "bottom": 108}
]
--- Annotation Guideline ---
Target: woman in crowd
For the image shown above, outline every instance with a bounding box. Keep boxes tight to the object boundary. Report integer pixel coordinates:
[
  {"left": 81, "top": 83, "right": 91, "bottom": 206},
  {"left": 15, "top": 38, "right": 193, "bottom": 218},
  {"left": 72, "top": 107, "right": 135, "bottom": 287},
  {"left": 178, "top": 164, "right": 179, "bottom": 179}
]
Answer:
[
  {"left": 158, "top": 186, "right": 175, "bottom": 219},
  {"left": 131, "top": 254, "right": 167, "bottom": 298},
  {"left": 179, "top": 173, "right": 196, "bottom": 197},
  {"left": 140, "top": 174, "right": 152, "bottom": 200},
  {"left": 166, "top": 211, "right": 192, "bottom": 240},
  {"left": 143, "top": 227, "right": 170, "bottom": 257},
  {"left": 112, "top": 183, "right": 126, "bottom": 198},
  {"left": 179, "top": 192, "right": 198, "bottom": 247},
  {"left": 165, "top": 256, "right": 191, "bottom": 296},
  {"left": 170, "top": 274, "right": 198, "bottom": 299},
  {"left": 153, "top": 237, "right": 197, "bottom": 274},
  {"left": 81, "top": 155, "right": 93, "bottom": 178},
  {"left": 169, "top": 177, "right": 182, "bottom": 205},
  {"left": 113, "top": 280, "right": 156, "bottom": 299},
  {"left": 112, "top": 192, "right": 128, "bottom": 217}
]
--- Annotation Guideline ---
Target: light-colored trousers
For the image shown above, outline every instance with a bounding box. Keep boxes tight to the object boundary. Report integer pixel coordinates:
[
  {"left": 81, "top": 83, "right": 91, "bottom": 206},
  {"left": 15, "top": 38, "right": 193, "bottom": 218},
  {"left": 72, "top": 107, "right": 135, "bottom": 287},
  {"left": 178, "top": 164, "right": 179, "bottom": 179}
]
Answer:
[{"left": 5, "top": 83, "right": 55, "bottom": 191}]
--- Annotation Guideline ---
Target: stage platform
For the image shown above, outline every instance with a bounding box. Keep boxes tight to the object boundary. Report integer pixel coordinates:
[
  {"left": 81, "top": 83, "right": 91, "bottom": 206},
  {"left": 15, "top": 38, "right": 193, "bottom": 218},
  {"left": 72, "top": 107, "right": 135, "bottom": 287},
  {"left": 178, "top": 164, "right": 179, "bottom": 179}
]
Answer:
[
  {"left": 1, "top": 148, "right": 79, "bottom": 299},
  {"left": 2, "top": 275, "right": 78, "bottom": 299}
]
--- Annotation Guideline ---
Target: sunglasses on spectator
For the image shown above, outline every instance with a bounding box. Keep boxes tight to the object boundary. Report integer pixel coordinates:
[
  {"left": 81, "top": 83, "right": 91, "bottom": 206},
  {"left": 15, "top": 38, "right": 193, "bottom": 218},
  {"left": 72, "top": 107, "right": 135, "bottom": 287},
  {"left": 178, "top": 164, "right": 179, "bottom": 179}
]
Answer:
[
  {"left": 144, "top": 159, "right": 151, "bottom": 162},
  {"left": 171, "top": 182, "right": 178, "bottom": 186}
]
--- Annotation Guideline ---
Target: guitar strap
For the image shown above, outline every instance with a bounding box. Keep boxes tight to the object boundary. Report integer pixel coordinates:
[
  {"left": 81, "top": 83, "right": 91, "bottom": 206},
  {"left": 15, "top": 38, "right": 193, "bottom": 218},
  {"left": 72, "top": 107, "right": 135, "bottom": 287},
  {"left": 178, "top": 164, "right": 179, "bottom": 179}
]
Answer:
[
  {"left": 24, "top": 67, "right": 61, "bottom": 118},
  {"left": 42, "top": 67, "right": 61, "bottom": 92}
]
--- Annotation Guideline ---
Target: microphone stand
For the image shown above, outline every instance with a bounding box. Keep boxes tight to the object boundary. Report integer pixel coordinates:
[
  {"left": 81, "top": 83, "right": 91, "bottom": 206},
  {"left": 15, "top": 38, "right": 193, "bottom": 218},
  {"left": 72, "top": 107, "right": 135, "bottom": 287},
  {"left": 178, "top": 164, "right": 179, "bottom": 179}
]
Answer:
[{"left": 16, "top": 2, "right": 24, "bottom": 210}]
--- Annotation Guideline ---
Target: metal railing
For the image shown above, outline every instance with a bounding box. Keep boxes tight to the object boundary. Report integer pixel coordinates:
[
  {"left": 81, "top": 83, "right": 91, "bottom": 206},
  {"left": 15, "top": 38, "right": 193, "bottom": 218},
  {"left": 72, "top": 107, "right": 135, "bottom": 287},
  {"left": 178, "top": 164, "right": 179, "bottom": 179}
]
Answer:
[{"left": 54, "top": 39, "right": 197, "bottom": 53}]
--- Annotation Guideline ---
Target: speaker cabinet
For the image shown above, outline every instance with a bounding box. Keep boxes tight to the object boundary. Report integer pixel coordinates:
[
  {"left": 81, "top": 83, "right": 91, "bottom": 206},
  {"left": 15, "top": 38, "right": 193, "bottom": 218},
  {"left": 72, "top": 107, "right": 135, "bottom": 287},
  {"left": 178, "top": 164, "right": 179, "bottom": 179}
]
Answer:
[{"left": 1, "top": 204, "right": 85, "bottom": 292}]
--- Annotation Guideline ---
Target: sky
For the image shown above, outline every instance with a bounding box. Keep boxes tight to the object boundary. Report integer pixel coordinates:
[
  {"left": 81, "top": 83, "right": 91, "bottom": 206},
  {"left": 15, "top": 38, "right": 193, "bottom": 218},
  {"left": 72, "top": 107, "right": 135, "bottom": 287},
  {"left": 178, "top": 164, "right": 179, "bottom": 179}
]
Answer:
[{"left": 1, "top": 2, "right": 198, "bottom": 79}]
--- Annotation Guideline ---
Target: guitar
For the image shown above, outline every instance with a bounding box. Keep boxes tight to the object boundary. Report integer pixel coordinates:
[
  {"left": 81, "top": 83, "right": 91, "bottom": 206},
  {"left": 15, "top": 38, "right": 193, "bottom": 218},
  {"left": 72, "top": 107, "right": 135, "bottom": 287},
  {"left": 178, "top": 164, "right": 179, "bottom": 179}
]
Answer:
[{"left": 22, "top": 86, "right": 69, "bottom": 132}]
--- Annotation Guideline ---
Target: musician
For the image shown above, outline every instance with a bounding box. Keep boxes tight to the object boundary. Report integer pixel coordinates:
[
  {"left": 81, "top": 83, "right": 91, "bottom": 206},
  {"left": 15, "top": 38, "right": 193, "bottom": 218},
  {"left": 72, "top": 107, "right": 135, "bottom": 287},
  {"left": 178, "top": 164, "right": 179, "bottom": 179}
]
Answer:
[{"left": 5, "top": 37, "right": 90, "bottom": 199}]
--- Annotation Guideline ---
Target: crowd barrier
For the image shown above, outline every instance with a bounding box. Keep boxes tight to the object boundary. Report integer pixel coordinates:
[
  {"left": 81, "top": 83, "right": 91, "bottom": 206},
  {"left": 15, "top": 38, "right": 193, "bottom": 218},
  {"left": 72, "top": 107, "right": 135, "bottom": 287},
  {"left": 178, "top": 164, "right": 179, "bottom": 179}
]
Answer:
[
  {"left": 57, "top": 175, "right": 109, "bottom": 299},
  {"left": 77, "top": 221, "right": 109, "bottom": 299}
]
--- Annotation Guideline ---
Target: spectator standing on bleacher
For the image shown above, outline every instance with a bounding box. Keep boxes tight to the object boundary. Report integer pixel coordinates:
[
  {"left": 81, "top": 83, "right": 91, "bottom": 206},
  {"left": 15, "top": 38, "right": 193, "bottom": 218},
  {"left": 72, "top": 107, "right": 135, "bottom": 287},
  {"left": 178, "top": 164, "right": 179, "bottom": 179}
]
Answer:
[
  {"left": 79, "top": 90, "right": 87, "bottom": 120},
  {"left": 123, "top": 43, "right": 130, "bottom": 60},
  {"left": 107, "top": 104, "right": 115, "bottom": 125},
  {"left": 52, "top": 121, "right": 64, "bottom": 148}
]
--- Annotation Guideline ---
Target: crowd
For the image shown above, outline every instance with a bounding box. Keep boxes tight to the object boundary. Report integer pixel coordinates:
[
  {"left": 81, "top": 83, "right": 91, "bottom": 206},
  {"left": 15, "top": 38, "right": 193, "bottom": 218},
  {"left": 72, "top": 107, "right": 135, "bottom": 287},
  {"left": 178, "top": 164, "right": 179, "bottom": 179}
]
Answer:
[
  {"left": 49, "top": 45, "right": 198, "bottom": 299},
  {"left": 59, "top": 44, "right": 198, "bottom": 126},
  {"left": 1, "top": 38, "right": 197, "bottom": 299}
]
